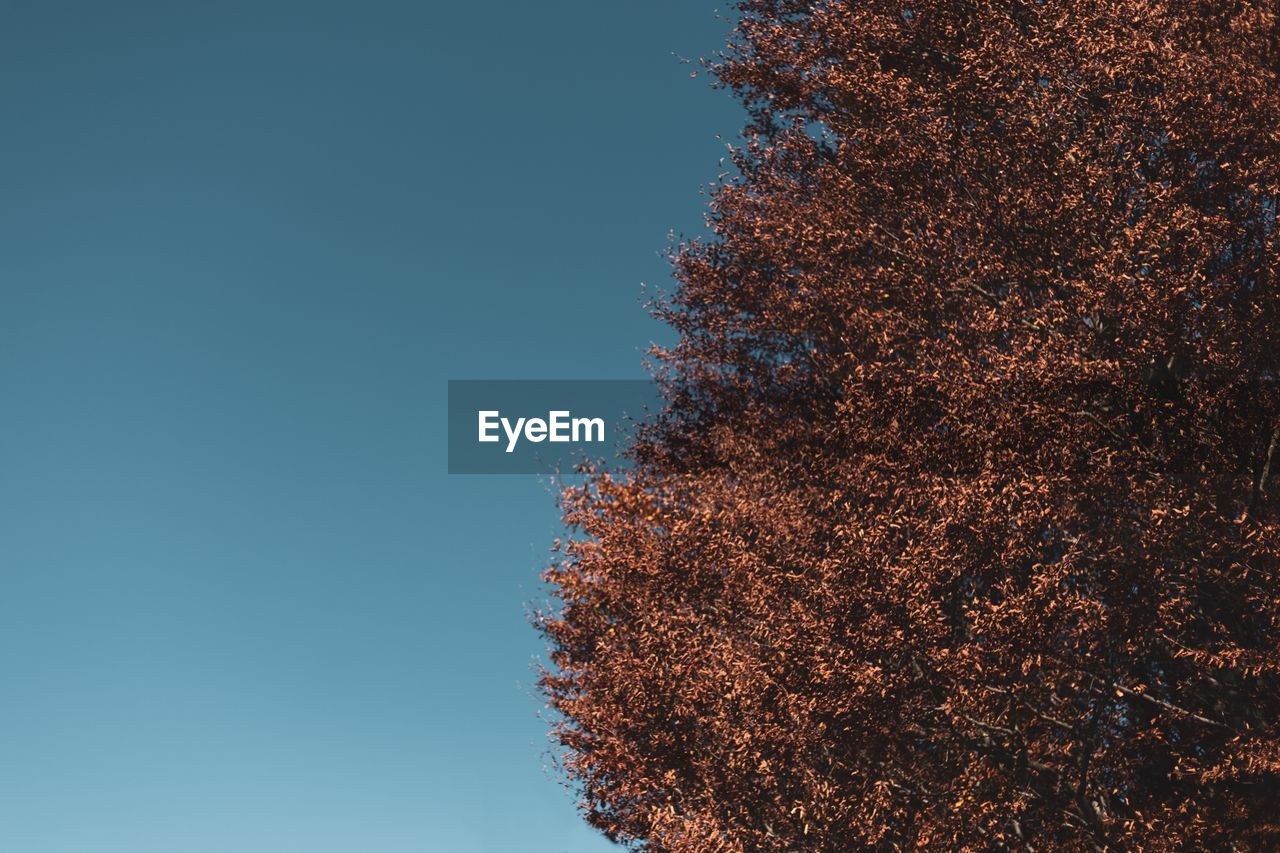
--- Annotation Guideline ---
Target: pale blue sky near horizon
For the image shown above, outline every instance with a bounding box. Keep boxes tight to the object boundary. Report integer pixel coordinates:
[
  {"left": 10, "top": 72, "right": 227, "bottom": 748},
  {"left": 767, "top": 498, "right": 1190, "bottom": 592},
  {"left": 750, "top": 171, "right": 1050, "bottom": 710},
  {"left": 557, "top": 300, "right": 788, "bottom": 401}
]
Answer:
[{"left": 0, "top": 3, "right": 740, "bottom": 851}]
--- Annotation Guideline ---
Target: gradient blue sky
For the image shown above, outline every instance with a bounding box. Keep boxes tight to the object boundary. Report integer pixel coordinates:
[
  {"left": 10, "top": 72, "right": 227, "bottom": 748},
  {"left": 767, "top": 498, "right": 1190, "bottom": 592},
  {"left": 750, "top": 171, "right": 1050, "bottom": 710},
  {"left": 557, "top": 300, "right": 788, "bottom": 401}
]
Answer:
[{"left": 0, "top": 3, "right": 740, "bottom": 851}]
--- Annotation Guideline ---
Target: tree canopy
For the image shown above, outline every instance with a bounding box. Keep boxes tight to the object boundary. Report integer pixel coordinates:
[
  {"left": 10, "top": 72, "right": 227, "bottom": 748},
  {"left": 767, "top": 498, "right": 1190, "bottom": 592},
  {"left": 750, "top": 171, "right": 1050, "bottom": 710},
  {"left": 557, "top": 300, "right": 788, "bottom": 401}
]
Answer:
[{"left": 539, "top": 1, "right": 1280, "bottom": 848}]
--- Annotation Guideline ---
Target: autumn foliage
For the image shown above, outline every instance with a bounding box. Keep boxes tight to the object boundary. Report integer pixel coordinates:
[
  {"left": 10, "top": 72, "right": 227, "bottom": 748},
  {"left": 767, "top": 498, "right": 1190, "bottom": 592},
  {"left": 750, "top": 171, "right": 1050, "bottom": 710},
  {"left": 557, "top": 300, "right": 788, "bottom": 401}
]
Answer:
[{"left": 538, "top": 1, "right": 1280, "bottom": 849}]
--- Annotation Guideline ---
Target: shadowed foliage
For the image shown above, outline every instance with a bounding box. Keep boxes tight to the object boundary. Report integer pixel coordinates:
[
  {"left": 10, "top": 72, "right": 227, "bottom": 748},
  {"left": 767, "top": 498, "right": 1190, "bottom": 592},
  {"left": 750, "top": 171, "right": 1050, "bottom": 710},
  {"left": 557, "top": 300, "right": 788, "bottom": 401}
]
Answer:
[{"left": 538, "top": 1, "right": 1280, "bottom": 848}]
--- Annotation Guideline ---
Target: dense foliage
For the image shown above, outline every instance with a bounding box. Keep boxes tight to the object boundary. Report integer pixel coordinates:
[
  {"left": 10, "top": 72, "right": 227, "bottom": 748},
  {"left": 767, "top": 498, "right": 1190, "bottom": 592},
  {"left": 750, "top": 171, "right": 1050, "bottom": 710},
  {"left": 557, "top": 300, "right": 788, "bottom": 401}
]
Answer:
[{"left": 539, "top": 1, "right": 1280, "bottom": 848}]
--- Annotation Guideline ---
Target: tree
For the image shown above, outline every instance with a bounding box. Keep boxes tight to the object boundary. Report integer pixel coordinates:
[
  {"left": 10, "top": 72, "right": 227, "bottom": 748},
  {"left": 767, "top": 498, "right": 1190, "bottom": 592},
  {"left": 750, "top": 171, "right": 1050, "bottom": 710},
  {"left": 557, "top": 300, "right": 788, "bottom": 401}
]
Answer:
[{"left": 538, "top": 1, "right": 1280, "bottom": 849}]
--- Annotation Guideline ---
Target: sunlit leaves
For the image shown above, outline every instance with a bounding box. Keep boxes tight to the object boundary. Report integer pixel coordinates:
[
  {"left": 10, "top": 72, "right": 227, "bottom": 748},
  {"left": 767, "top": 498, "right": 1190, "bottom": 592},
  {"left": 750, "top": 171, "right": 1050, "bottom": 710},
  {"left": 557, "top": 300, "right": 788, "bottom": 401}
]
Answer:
[{"left": 539, "top": 1, "right": 1280, "bottom": 849}]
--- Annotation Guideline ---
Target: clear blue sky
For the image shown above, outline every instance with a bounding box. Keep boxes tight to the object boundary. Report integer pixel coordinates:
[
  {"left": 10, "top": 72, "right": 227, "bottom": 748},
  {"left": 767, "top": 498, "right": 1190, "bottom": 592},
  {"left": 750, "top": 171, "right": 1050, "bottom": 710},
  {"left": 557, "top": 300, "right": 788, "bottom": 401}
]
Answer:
[{"left": 0, "top": 3, "right": 739, "bottom": 851}]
